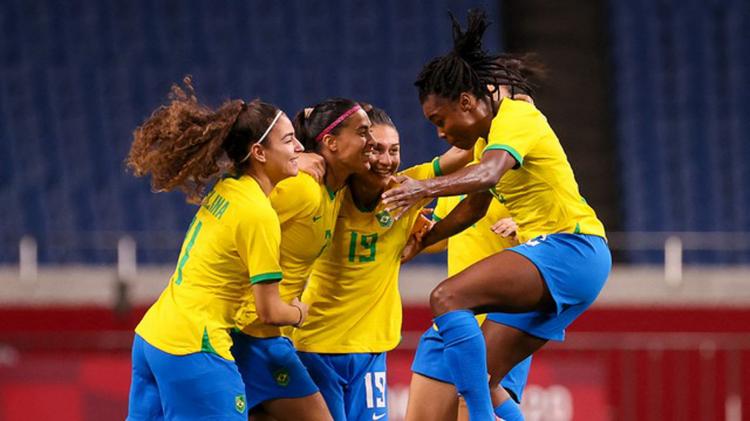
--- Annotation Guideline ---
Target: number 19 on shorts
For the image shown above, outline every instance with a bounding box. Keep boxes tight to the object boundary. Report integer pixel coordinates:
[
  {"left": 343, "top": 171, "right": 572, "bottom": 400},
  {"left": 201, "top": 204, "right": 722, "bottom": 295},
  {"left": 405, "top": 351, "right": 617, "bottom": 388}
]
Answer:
[{"left": 364, "top": 371, "right": 386, "bottom": 409}]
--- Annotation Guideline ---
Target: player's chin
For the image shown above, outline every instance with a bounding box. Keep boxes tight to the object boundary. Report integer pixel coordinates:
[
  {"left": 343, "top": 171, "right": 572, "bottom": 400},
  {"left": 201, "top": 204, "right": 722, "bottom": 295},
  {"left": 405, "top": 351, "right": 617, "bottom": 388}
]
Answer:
[{"left": 449, "top": 138, "right": 474, "bottom": 150}]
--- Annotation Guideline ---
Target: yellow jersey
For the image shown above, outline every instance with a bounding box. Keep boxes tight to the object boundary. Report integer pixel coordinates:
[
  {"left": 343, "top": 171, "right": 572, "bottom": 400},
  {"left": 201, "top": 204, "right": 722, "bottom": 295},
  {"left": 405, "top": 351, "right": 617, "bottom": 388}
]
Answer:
[
  {"left": 292, "top": 163, "right": 435, "bottom": 353},
  {"left": 483, "top": 99, "right": 606, "bottom": 242},
  {"left": 136, "top": 175, "right": 283, "bottom": 361},
  {"left": 236, "top": 172, "right": 343, "bottom": 338}
]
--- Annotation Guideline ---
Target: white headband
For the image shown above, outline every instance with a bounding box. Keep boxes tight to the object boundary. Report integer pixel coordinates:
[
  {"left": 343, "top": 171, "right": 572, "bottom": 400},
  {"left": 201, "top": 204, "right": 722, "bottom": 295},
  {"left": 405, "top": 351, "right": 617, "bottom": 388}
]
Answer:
[{"left": 240, "top": 110, "right": 283, "bottom": 163}]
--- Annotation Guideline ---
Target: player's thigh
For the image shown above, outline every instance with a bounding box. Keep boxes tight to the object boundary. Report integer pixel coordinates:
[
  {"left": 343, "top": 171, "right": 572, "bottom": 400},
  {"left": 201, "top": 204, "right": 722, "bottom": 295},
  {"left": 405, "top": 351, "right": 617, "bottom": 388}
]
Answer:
[
  {"left": 249, "top": 410, "right": 277, "bottom": 421},
  {"left": 127, "top": 336, "right": 164, "bottom": 421},
  {"left": 146, "top": 350, "right": 248, "bottom": 420},
  {"left": 456, "top": 396, "right": 469, "bottom": 421},
  {"left": 430, "top": 250, "right": 555, "bottom": 315},
  {"left": 262, "top": 393, "right": 332, "bottom": 421},
  {"left": 405, "top": 373, "right": 458, "bottom": 421},
  {"left": 297, "top": 352, "right": 346, "bottom": 421},
  {"left": 231, "top": 334, "right": 321, "bottom": 414},
  {"left": 482, "top": 320, "right": 546, "bottom": 388}
]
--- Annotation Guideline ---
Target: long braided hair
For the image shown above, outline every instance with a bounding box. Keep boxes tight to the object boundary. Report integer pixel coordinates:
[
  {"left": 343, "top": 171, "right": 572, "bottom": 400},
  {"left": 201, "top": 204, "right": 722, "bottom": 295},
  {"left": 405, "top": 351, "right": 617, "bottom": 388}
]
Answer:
[{"left": 415, "top": 9, "right": 541, "bottom": 104}]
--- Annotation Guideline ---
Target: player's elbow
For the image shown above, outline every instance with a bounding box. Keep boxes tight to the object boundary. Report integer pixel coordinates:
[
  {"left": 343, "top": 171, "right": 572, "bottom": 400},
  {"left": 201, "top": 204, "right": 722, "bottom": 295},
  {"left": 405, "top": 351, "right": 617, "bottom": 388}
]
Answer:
[{"left": 474, "top": 164, "right": 502, "bottom": 190}]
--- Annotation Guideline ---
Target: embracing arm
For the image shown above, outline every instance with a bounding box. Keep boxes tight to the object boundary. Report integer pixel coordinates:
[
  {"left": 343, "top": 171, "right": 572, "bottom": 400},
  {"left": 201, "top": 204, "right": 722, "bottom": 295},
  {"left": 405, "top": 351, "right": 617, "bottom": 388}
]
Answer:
[
  {"left": 401, "top": 192, "right": 493, "bottom": 262},
  {"left": 252, "top": 282, "right": 308, "bottom": 327},
  {"left": 422, "top": 191, "right": 493, "bottom": 248},
  {"left": 383, "top": 149, "right": 516, "bottom": 218}
]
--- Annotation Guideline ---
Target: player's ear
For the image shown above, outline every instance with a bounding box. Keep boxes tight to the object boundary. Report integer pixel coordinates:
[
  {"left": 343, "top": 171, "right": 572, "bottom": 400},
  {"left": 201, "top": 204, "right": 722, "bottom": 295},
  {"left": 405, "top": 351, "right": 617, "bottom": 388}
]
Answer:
[
  {"left": 250, "top": 143, "right": 267, "bottom": 163},
  {"left": 321, "top": 134, "right": 338, "bottom": 152},
  {"left": 459, "top": 92, "right": 477, "bottom": 112}
]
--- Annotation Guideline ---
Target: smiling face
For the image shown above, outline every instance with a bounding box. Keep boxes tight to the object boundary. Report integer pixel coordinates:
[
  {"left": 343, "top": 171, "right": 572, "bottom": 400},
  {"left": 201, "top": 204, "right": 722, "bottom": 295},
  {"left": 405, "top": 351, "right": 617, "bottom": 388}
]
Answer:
[
  {"left": 327, "top": 109, "right": 375, "bottom": 173},
  {"left": 421, "top": 93, "right": 484, "bottom": 150},
  {"left": 255, "top": 114, "right": 304, "bottom": 184},
  {"left": 366, "top": 124, "right": 400, "bottom": 183}
]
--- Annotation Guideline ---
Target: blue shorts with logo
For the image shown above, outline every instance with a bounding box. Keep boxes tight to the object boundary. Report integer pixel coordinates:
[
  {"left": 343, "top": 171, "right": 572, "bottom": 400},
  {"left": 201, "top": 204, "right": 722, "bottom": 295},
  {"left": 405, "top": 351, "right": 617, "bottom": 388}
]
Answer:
[
  {"left": 297, "top": 352, "right": 388, "bottom": 421},
  {"left": 488, "top": 233, "right": 611, "bottom": 341},
  {"left": 230, "top": 333, "right": 319, "bottom": 411},
  {"left": 411, "top": 326, "right": 531, "bottom": 402},
  {"left": 127, "top": 334, "right": 247, "bottom": 420}
]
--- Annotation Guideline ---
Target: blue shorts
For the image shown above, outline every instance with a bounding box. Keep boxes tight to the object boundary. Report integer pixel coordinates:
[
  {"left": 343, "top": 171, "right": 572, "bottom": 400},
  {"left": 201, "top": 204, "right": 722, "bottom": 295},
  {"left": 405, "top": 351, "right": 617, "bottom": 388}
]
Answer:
[
  {"left": 297, "top": 352, "right": 388, "bottom": 421},
  {"left": 230, "top": 333, "right": 319, "bottom": 411},
  {"left": 411, "top": 326, "right": 531, "bottom": 403},
  {"left": 489, "top": 233, "right": 611, "bottom": 341},
  {"left": 127, "top": 334, "right": 247, "bottom": 420}
]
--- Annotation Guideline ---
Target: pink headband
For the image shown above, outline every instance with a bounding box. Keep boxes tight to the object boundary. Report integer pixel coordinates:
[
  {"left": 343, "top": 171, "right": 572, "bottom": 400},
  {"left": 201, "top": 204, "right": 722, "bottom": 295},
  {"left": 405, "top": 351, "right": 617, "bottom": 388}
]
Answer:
[{"left": 314, "top": 105, "right": 362, "bottom": 142}]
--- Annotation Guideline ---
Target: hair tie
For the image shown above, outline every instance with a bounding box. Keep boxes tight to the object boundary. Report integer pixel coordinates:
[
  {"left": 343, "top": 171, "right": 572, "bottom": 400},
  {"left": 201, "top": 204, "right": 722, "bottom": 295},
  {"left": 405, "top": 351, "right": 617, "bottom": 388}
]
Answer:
[{"left": 314, "top": 105, "right": 362, "bottom": 142}]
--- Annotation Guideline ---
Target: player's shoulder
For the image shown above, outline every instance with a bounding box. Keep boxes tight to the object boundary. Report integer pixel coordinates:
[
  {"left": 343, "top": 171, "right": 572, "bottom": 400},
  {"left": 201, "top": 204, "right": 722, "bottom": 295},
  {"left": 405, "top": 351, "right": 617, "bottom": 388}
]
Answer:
[
  {"left": 398, "top": 162, "right": 434, "bottom": 180},
  {"left": 494, "top": 98, "right": 543, "bottom": 123},
  {"left": 272, "top": 172, "right": 322, "bottom": 204}
]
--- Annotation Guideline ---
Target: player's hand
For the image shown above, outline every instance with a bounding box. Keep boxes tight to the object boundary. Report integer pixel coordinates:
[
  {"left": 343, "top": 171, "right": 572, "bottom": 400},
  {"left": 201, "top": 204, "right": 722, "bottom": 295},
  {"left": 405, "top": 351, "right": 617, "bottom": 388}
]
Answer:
[
  {"left": 491, "top": 217, "right": 518, "bottom": 239},
  {"left": 296, "top": 153, "right": 326, "bottom": 183},
  {"left": 401, "top": 234, "right": 425, "bottom": 263},
  {"left": 381, "top": 175, "right": 428, "bottom": 220},
  {"left": 290, "top": 297, "right": 309, "bottom": 328}
]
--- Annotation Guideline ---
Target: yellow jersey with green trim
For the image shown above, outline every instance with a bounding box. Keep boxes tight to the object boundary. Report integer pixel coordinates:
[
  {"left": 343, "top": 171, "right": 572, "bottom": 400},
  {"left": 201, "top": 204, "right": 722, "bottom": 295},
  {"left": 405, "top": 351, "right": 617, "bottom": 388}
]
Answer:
[
  {"left": 483, "top": 98, "right": 606, "bottom": 242},
  {"left": 237, "top": 171, "right": 344, "bottom": 338},
  {"left": 292, "top": 163, "right": 435, "bottom": 353},
  {"left": 135, "top": 175, "right": 283, "bottom": 361}
]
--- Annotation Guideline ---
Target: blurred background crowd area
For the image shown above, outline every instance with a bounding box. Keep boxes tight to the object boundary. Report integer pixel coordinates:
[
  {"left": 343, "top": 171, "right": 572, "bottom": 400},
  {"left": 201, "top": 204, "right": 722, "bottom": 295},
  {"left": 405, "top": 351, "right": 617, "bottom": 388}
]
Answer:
[{"left": 0, "top": 0, "right": 749, "bottom": 420}]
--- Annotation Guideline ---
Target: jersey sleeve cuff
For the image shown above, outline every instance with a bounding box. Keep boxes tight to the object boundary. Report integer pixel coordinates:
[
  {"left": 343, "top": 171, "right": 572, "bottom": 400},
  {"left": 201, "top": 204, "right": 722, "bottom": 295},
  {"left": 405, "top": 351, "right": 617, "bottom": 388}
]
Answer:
[
  {"left": 431, "top": 156, "right": 443, "bottom": 177},
  {"left": 249, "top": 272, "right": 283, "bottom": 284},
  {"left": 483, "top": 144, "right": 523, "bottom": 169}
]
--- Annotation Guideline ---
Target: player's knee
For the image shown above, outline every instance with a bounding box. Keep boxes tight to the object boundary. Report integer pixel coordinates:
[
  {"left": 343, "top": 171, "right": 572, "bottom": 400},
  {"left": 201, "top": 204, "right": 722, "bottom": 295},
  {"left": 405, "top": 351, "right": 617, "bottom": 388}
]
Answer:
[{"left": 429, "top": 283, "right": 460, "bottom": 314}]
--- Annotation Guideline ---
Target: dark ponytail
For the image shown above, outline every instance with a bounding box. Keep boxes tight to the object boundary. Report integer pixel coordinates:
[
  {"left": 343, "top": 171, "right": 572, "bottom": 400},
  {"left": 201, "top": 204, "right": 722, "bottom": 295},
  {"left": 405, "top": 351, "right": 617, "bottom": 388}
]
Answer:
[{"left": 293, "top": 97, "right": 360, "bottom": 152}]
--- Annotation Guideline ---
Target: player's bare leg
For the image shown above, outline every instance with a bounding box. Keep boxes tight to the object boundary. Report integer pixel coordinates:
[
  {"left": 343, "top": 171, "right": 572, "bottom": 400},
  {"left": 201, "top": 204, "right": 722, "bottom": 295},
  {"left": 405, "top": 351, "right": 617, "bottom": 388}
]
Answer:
[
  {"left": 260, "top": 393, "right": 332, "bottom": 421},
  {"left": 405, "top": 373, "right": 459, "bottom": 421}
]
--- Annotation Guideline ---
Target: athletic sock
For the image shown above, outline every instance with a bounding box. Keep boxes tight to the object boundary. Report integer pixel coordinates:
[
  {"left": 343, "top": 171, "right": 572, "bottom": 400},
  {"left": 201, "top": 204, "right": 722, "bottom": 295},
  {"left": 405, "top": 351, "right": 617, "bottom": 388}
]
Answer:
[
  {"left": 434, "top": 310, "right": 494, "bottom": 421},
  {"left": 494, "top": 398, "right": 524, "bottom": 421}
]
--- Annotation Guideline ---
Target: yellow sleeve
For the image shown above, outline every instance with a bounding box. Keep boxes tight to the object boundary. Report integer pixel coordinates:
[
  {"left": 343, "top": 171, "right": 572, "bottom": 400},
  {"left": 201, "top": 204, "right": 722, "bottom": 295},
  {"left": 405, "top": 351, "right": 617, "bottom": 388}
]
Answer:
[
  {"left": 473, "top": 138, "right": 488, "bottom": 162},
  {"left": 433, "top": 197, "right": 448, "bottom": 221},
  {"left": 484, "top": 99, "right": 541, "bottom": 168},
  {"left": 399, "top": 161, "right": 436, "bottom": 181},
  {"left": 235, "top": 204, "right": 283, "bottom": 284},
  {"left": 269, "top": 173, "right": 320, "bottom": 225}
]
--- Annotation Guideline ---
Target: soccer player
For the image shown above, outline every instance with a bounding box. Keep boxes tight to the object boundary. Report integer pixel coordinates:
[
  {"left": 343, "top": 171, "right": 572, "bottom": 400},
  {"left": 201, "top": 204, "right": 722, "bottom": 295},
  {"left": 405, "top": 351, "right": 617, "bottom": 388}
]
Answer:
[
  {"left": 382, "top": 10, "right": 612, "bottom": 420},
  {"left": 290, "top": 105, "right": 473, "bottom": 421},
  {"left": 231, "top": 98, "right": 375, "bottom": 420},
  {"left": 407, "top": 137, "right": 532, "bottom": 421},
  {"left": 125, "top": 77, "right": 307, "bottom": 420}
]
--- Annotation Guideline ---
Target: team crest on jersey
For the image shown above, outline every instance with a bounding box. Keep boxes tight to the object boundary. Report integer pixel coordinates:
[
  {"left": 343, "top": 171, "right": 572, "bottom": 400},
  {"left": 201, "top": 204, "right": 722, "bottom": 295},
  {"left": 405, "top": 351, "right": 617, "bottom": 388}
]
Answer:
[
  {"left": 274, "top": 368, "right": 290, "bottom": 386},
  {"left": 234, "top": 394, "right": 246, "bottom": 413},
  {"left": 375, "top": 210, "right": 393, "bottom": 228}
]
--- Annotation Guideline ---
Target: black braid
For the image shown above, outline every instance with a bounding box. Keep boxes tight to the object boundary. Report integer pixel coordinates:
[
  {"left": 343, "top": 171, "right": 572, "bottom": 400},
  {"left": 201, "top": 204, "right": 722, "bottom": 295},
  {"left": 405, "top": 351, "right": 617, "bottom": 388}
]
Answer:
[{"left": 415, "top": 9, "right": 534, "bottom": 103}]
